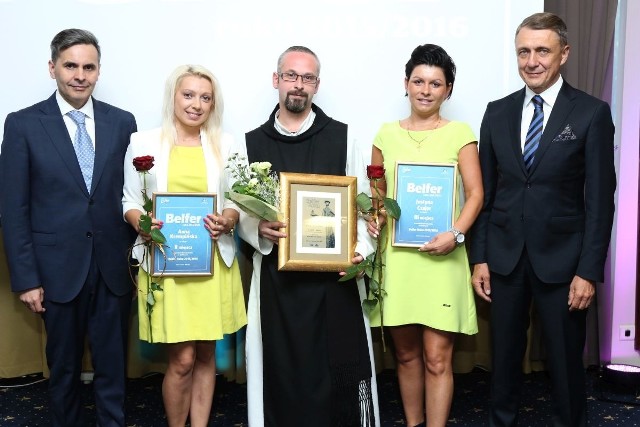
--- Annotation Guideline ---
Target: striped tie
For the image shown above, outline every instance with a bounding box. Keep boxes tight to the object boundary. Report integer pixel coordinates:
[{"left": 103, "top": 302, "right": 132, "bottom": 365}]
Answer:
[
  {"left": 523, "top": 95, "right": 544, "bottom": 170},
  {"left": 67, "top": 110, "right": 95, "bottom": 191}
]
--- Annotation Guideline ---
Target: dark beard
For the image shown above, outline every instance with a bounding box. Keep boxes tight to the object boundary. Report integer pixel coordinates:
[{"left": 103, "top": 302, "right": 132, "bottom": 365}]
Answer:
[{"left": 284, "top": 92, "right": 308, "bottom": 113}]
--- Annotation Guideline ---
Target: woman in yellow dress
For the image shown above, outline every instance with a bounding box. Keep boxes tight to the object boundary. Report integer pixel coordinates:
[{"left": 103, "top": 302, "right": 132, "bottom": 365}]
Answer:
[
  {"left": 368, "top": 45, "right": 483, "bottom": 427},
  {"left": 122, "top": 64, "right": 246, "bottom": 427}
]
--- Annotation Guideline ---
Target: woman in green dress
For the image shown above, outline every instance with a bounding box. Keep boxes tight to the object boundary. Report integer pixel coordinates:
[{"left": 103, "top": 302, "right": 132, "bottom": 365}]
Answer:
[
  {"left": 123, "top": 65, "right": 246, "bottom": 427},
  {"left": 368, "top": 45, "right": 483, "bottom": 427}
]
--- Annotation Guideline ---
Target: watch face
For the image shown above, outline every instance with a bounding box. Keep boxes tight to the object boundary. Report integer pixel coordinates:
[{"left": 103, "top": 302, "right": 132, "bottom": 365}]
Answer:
[{"left": 456, "top": 234, "right": 465, "bottom": 244}]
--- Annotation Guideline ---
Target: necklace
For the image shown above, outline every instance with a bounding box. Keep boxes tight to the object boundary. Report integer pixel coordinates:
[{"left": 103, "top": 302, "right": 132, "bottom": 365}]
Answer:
[{"left": 406, "top": 118, "right": 441, "bottom": 147}]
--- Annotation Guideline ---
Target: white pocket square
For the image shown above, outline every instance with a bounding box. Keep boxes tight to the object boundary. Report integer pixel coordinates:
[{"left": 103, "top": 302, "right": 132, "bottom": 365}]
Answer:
[{"left": 553, "top": 124, "right": 577, "bottom": 142}]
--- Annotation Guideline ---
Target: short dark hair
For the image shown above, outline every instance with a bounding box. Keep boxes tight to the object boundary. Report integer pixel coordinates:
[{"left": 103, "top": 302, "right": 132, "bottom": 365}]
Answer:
[
  {"left": 516, "top": 12, "right": 568, "bottom": 48},
  {"left": 50, "top": 29, "right": 101, "bottom": 63},
  {"left": 405, "top": 44, "right": 456, "bottom": 99},
  {"left": 277, "top": 46, "right": 321, "bottom": 75}
]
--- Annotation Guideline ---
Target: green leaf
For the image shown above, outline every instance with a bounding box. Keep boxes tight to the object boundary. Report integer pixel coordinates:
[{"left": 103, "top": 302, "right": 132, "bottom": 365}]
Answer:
[
  {"left": 150, "top": 229, "right": 166, "bottom": 244},
  {"left": 229, "top": 182, "right": 251, "bottom": 195},
  {"left": 356, "top": 192, "right": 373, "bottom": 212},
  {"left": 364, "top": 264, "right": 374, "bottom": 278},
  {"left": 369, "top": 278, "right": 379, "bottom": 292},
  {"left": 383, "top": 198, "right": 402, "bottom": 220},
  {"left": 142, "top": 196, "right": 153, "bottom": 214},
  {"left": 226, "top": 191, "right": 281, "bottom": 222},
  {"left": 139, "top": 215, "right": 152, "bottom": 234},
  {"left": 146, "top": 292, "right": 155, "bottom": 306},
  {"left": 338, "top": 263, "right": 366, "bottom": 282},
  {"left": 150, "top": 281, "right": 163, "bottom": 291},
  {"left": 362, "top": 298, "right": 378, "bottom": 314}
]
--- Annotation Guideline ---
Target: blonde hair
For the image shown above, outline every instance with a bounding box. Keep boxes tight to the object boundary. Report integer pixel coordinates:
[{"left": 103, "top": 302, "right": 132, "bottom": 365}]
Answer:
[{"left": 160, "top": 64, "right": 224, "bottom": 167}]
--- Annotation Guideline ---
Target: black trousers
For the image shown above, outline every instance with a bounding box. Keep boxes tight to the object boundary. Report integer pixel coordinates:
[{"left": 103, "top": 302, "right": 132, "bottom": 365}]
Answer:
[
  {"left": 489, "top": 250, "right": 588, "bottom": 427},
  {"left": 42, "top": 256, "right": 131, "bottom": 427}
]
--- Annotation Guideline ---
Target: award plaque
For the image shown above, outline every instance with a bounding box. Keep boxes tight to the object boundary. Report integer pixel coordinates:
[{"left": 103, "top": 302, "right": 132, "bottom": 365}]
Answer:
[
  {"left": 151, "top": 193, "right": 216, "bottom": 276},
  {"left": 392, "top": 162, "right": 457, "bottom": 247},
  {"left": 278, "top": 172, "right": 357, "bottom": 272}
]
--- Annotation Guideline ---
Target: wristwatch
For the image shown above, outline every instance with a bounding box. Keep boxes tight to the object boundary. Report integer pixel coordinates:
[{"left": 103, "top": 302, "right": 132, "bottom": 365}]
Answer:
[{"left": 450, "top": 227, "right": 465, "bottom": 246}]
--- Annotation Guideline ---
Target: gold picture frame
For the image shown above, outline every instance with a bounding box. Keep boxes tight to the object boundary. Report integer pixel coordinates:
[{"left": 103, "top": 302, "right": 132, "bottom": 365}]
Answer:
[{"left": 278, "top": 172, "right": 357, "bottom": 272}]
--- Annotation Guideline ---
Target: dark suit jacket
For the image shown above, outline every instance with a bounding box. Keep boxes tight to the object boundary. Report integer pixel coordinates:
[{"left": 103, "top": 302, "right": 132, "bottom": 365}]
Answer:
[
  {"left": 0, "top": 93, "right": 137, "bottom": 302},
  {"left": 469, "top": 81, "right": 616, "bottom": 284}
]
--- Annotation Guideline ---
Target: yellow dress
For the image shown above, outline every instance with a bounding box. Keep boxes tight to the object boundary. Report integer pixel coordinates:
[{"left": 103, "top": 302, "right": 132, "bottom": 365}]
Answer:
[{"left": 138, "top": 145, "right": 247, "bottom": 343}]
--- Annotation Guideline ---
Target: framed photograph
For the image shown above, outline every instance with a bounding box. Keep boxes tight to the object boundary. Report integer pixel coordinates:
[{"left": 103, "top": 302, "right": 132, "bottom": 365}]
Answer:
[
  {"left": 278, "top": 172, "right": 357, "bottom": 272},
  {"left": 151, "top": 192, "right": 216, "bottom": 276},
  {"left": 392, "top": 162, "right": 458, "bottom": 247}
]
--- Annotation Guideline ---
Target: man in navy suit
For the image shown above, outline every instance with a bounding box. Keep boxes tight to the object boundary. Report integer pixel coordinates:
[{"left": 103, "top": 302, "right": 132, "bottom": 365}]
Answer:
[
  {"left": 0, "top": 29, "right": 137, "bottom": 426},
  {"left": 469, "top": 13, "right": 616, "bottom": 427}
]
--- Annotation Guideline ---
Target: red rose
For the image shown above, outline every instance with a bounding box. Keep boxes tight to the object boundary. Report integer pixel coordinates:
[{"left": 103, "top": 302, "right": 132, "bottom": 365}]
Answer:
[
  {"left": 366, "top": 165, "right": 385, "bottom": 180},
  {"left": 133, "top": 155, "right": 155, "bottom": 172}
]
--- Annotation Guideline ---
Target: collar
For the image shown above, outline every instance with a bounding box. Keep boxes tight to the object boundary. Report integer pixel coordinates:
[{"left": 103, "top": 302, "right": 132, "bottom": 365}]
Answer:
[
  {"left": 274, "top": 109, "right": 316, "bottom": 136},
  {"left": 524, "top": 75, "right": 563, "bottom": 110},
  {"left": 56, "top": 91, "right": 95, "bottom": 120}
]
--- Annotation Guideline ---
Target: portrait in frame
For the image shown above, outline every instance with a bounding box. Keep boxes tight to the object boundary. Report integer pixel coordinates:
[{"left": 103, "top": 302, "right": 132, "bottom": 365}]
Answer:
[{"left": 278, "top": 172, "right": 357, "bottom": 272}]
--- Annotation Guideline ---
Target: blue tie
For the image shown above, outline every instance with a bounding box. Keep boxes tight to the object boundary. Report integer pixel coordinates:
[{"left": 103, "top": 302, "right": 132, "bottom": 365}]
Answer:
[
  {"left": 523, "top": 95, "right": 544, "bottom": 170},
  {"left": 67, "top": 110, "right": 95, "bottom": 191}
]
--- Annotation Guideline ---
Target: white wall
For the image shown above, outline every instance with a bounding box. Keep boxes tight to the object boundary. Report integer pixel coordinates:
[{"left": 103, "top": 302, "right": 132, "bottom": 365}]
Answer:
[{"left": 0, "top": 0, "right": 541, "bottom": 155}]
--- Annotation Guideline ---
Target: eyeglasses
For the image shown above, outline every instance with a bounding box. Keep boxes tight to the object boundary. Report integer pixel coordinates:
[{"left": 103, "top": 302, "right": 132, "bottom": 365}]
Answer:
[{"left": 278, "top": 72, "right": 318, "bottom": 85}]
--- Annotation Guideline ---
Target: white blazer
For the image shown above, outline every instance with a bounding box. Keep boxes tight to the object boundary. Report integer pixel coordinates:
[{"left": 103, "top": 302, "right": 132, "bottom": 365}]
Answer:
[{"left": 122, "top": 127, "right": 238, "bottom": 268}]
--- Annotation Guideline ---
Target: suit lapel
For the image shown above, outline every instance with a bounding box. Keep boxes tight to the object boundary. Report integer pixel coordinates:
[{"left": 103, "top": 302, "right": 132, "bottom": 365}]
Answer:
[
  {"left": 527, "top": 82, "right": 576, "bottom": 175},
  {"left": 40, "top": 94, "right": 89, "bottom": 194},
  {"left": 506, "top": 89, "right": 528, "bottom": 175},
  {"left": 92, "top": 98, "right": 111, "bottom": 195}
]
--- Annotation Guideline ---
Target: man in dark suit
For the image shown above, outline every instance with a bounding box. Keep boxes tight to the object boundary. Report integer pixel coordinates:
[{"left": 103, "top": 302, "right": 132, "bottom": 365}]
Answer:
[
  {"left": 0, "top": 29, "right": 137, "bottom": 426},
  {"left": 469, "top": 12, "right": 616, "bottom": 427}
]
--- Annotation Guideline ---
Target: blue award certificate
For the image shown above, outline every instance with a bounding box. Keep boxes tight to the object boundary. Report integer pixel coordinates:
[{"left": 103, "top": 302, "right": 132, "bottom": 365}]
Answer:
[
  {"left": 151, "top": 193, "right": 216, "bottom": 276},
  {"left": 392, "top": 162, "right": 457, "bottom": 247}
]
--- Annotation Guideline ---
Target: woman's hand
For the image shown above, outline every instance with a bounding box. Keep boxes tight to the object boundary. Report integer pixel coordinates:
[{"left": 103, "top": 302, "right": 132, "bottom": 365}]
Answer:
[
  {"left": 366, "top": 218, "right": 379, "bottom": 238},
  {"left": 124, "top": 209, "right": 162, "bottom": 242},
  {"left": 138, "top": 217, "right": 163, "bottom": 242},
  {"left": 204, "top": 213, "right": 235, "bottom": 240},
  {"left": 366, "top": 213, "right": 387, "bottom": 238},
  {"left": 419, "top": 231, "right": 456, "bottom": 256}
]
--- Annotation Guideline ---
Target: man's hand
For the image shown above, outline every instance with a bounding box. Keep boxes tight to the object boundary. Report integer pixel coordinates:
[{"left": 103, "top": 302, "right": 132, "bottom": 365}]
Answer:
[
  {"left": 472, "top": 263, "right": 492, "bottom": 302},
  {"left": 20, "top": 287, "right": 45, "bottom": 313},
  {"left": 259, "top": 219, "right": 287, "bottom": 244},
  {"left": 568, "top": 275, "right": 595, "bottom": 311}
]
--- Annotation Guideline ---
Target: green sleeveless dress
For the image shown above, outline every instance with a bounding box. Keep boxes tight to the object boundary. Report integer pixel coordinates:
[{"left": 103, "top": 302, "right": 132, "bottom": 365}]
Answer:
[{"left": 368, "top": 121, "right": 478, "bottom": 335}]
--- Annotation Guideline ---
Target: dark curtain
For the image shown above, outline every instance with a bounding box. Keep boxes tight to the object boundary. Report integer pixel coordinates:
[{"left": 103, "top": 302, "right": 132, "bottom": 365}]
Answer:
[{"left": 541, "top": 0, "right": 619, "bottom": 366}]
